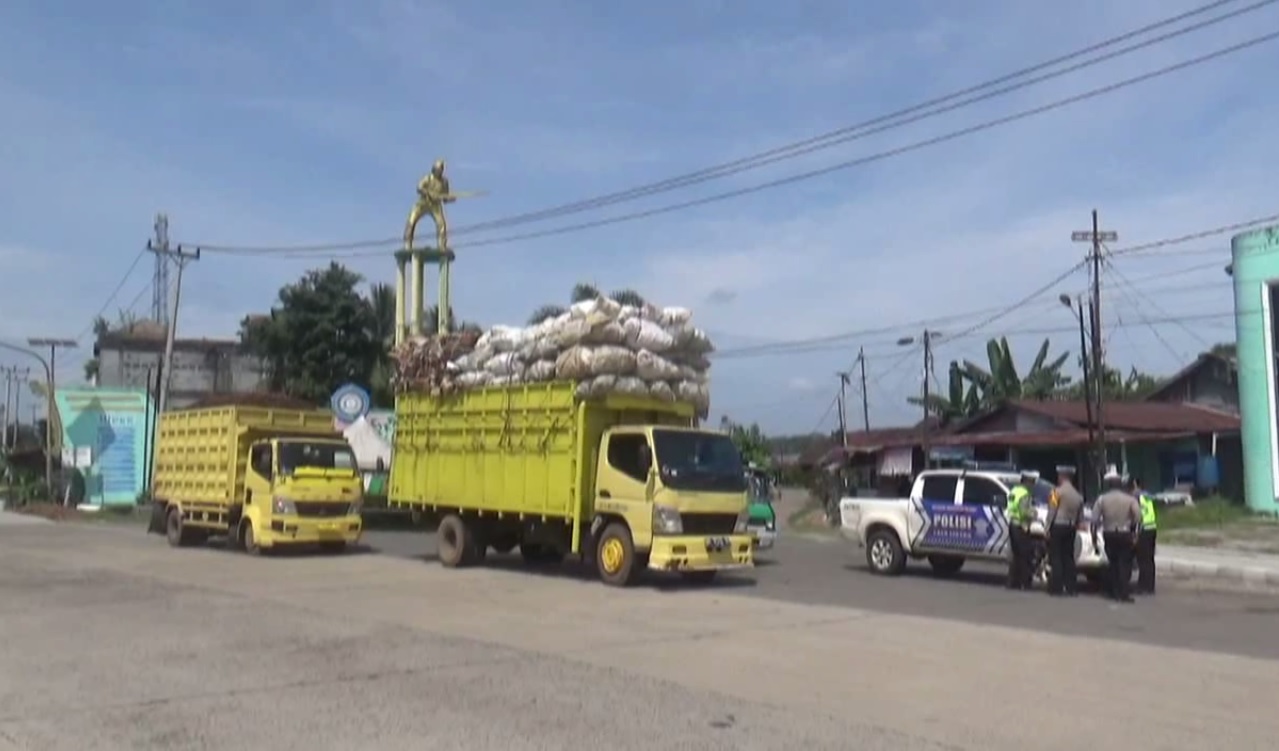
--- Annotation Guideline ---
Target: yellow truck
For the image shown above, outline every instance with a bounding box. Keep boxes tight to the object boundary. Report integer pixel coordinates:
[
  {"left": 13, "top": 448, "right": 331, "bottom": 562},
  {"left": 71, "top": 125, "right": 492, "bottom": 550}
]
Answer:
[
  {"left": 147, "top": 405, "right": 364, "bottom": 554},
  {"left": 388, "top": 381, "right": 755, "bottom": 586}
]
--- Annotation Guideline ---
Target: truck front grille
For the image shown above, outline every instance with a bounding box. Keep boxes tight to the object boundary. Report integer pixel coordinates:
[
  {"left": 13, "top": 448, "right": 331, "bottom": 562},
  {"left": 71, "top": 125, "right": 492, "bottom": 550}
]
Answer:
[
  {"left": 293, "top": 502, "right": 348, "bottom": 518},
  {"left": 679, "top": 513, "right": 738, "bottom": 535}
]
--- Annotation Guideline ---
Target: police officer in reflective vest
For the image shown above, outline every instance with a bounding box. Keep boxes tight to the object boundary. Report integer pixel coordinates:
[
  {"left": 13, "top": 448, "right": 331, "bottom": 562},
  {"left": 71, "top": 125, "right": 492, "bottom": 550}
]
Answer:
[
  {"left": 1129, "top": 476, "right": 1158, "bottom": 595},
  {"left": 1005, "top": 470, "right": 1038, "bottom": 590}
]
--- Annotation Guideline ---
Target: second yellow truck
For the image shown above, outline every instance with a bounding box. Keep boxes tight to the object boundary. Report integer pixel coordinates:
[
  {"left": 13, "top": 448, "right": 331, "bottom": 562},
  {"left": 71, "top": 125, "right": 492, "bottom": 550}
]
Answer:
[
  {"left": 388, "top": 381, "right": 755, "bottom": 586},
  {"left": 147, "top": 405, "right": 364, "bottom": 553}
]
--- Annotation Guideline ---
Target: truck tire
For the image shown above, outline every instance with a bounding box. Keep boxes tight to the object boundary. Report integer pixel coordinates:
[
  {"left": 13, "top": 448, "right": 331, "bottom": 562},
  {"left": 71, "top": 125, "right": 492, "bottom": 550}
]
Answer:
[
  {"left": 437, "top": 514, "right": 478, "bottom": 568},
  {"left": 927, "top": 555, "right": 965, "bottom": 577},
  {"left": 241, "top": 521, "right": 262, "bottom": 556},
  {"left": 865, "top": 528, "right": 906, "bottom": 576},
  {"left": 165, "top": 507, "right": 194, "bottom": 548},
  {"left": 596, "top": 522, "right": 641, "bottom": 587}
]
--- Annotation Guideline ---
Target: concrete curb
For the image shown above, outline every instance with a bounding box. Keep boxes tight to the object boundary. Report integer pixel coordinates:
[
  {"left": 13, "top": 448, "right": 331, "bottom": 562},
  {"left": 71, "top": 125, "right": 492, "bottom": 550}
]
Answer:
[
  {"left": 1157, "top": 556, "right": 1279, "bottom": 587},
  {"left": 0, "top": 511, "right": 53, "bottom": 526}
]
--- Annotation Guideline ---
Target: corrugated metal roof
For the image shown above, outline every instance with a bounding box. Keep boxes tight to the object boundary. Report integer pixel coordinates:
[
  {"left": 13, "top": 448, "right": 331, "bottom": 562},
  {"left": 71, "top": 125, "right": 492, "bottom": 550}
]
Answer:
[{"left": 1006, "top": 399, "right": 1239, "bottom": 432}]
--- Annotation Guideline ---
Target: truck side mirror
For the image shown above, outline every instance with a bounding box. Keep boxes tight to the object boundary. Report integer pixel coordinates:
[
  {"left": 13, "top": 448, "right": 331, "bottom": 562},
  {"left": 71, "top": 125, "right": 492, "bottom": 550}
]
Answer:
[
  {"left": 376, "top": 457, "right": 385, "bottom": 472},
  {"left": 638, "top": 444, "right": 652, "bottom": 474}
]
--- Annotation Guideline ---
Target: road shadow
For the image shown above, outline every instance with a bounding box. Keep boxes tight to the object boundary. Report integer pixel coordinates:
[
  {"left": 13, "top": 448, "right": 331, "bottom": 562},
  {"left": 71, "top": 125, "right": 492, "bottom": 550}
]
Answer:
[
  {"left": 411, "top": 550, "right": 757, "bottom": 591},
  {"left": 840, "top": 562, "right": 1109, "bottom": 596}
]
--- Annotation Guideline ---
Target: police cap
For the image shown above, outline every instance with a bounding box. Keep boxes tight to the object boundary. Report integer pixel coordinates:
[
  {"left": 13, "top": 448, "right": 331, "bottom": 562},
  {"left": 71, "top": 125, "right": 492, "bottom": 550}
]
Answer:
[
  {"left": 1055, "top": 464, "right": 1076, "bottom": 475},
  {"left": 1019, "top": 469, "right": 1040, "bottom": 480}
]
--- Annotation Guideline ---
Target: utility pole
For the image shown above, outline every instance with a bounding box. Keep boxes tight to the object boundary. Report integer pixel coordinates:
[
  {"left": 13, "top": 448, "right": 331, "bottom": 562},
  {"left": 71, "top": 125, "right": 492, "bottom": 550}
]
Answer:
[
  {"left": 154, "top": 244, "right": 200, "bottom": 417},
  {"left": 1072, "top": 211, "right": 1117, "bottom": 479},
  {"left": 857, "top": 347, "right": 870, "bottom": 431},
  {"left": 836, "top": 372, "right": 850, "bottom": 449},
  {"left": 2, "top": 366, "right": 13, "bottom": 450},
  {"left": 148, "top": 214, "right": 172, "bottom": 328},
  {"left": 26, "top": 338, "right": 76, "bottom": 498},
  {"left": 5, "top": 367, "right": 29, "bottom": 450}
]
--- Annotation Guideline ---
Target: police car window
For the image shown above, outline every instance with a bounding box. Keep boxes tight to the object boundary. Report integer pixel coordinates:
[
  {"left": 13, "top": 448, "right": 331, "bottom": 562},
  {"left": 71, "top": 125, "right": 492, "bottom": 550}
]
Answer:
[
  {"left": 919, "top": 475, "right": 958, "bottom": 502},
  {"left": 962, "top": 477, "right": 1005, "bottom": 506}
]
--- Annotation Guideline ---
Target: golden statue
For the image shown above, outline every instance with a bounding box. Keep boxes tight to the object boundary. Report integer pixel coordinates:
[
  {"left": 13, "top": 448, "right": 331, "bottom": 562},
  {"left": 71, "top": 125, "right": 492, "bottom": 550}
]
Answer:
[{"left": 403, "top": 159, "right": 483, "bottom": 251}]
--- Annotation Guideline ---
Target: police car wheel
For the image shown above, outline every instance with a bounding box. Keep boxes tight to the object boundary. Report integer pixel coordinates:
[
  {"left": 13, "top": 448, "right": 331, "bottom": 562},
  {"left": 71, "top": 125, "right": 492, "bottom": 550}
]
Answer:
[{"left": 866, "top": 529, "right": 906, "bottom": 575}]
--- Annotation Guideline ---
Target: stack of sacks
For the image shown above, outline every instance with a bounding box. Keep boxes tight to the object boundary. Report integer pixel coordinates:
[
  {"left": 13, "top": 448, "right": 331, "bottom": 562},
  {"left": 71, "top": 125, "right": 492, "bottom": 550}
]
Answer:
[{"left": 390, "top": 297, "right": 714, "bottom": 414}]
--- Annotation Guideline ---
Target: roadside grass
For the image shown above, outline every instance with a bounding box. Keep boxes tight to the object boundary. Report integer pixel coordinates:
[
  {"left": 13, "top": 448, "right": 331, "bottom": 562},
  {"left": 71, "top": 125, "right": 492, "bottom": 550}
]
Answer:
[
  {"left": 786, "top": 495, "right": 835, "bottom": 535},
  {"left": 1160, "top": 496, "right": 1279, "bottom": 553}
]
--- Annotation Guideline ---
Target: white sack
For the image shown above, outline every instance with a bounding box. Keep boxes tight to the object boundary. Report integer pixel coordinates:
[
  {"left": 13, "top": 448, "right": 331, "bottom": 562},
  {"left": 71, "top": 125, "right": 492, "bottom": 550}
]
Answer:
[
  {"left": 648, "top": 381, "right": 676, "bottom": 402},
  {"left": 614, "top": 376, "right": 649, "bottom": 397},
  {"left": 457, "top": 371, "right": 492, "bottom": 388},
  {"left": 582, "top": 320, "right": 627, "bottom": 346},
  {"left": 526, "top": 359, "right": 557, "bottom": 382},
  {"left": 555, "top": 346, "right": 595, "bottom": 380},
  {"left": 575, "top": 374, "right": 617, "bottom": 399},
  {"left": 669, "top": 325, "right": 715, "bottom": 355},
  {"left": 548, "top": 318, "right": 593, "bottom": 349},
  {"left": 635, "top": 350, "right": 682, "bottom": 381},
  {"left": 659, "top": 306, "right": 693, "bottom": 327},
  {"left": 485, "top": 351, "right": 524, "bottom": 376},
  {"left": 588, "top": 345, "right": 637, "bottom": 376}
]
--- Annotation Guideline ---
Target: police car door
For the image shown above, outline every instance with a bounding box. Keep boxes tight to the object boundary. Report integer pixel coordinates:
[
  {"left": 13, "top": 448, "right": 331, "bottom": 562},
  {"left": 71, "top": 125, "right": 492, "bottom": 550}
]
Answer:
[
  {"left": 908, "top": 473, "right": 962, "bottom": 553},
  {"left": 957, "top": 474, "right": 1011, "bottom": 559}
]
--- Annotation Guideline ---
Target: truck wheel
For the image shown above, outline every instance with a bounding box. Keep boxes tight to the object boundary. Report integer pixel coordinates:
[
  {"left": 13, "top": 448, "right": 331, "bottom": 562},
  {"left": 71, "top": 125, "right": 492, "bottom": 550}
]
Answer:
[
  {"left": 241, "top": 521, "right": 262, "bottom": 556},
  {"left": 865, "top": 528, "right": 906, "bottom": 576},
  {"left": 927, "top": 555, "right": 965, "bottom": 577},
  {"left": 596, "top": 523, "right": 641, "bottom": 587},
  {"left": 165, "top": 507, "right": 189, "bottom": 548},
  {"left": 437, "top": 514, "right": 476, "bottom": 568}
]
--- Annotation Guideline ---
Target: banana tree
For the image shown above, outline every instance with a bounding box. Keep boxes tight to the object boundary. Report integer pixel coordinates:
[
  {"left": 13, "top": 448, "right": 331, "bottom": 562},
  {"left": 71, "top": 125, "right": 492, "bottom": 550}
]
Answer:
[{"left": 908, "top": 362, "right": 981, "bottom": 422}]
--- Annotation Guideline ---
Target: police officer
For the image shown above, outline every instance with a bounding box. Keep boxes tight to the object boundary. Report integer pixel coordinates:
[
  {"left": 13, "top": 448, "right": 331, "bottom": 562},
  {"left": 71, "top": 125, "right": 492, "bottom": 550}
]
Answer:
[
  {"left": 1091, "top": 470, "right": 1141, "bottom": 603},
  {"left": 1129, "top": 476, "right": 1158, "bottom": 595},
  {"left": 1045, "top": 465, "right": 1085, "bottom": 596},
  {"left": 1005, "top": 469, "right": 1037, "bottom": 590}
]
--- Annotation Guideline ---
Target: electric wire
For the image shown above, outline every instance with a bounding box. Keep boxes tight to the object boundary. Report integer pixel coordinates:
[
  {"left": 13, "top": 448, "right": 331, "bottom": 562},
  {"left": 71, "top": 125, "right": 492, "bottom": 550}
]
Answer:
[
  {"left": 74, "top": 249, "right": 148, "bottom": 343},
  {"left": 187, "top": 21, "right": 1279, "bottom": 257}
]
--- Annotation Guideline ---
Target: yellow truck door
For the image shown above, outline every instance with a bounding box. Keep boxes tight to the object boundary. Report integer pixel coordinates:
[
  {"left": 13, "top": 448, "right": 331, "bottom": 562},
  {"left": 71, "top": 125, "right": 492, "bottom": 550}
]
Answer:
[{"left": 591, "top": 429, "right": 657, "bottom": 585}]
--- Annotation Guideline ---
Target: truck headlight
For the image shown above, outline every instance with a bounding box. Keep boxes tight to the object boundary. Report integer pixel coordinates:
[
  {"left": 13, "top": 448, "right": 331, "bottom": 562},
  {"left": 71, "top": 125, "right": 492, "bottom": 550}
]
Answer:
[
  {"left": 765, "top": 518, "right": 776, "bottom": 531},
  {"left": 734, "top": 509, "right": 749, "bottom": 533},
  {"left": 347, "top": 499, "right": 363, "bottom": 516},
  {"left": 272, "top": 496, "right": 296, "bottom": 515},
  {"left": 652, "top": 504, "right": 682, "bottom": 535}
]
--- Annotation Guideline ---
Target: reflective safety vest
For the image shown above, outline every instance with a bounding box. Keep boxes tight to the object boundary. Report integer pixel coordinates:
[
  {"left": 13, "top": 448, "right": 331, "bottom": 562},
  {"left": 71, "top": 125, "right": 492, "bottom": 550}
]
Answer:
[
  {"left": 1006, "top": 486, "right": 1032, "bottom": 525},
  {"left": 1139, "top": 493, "right": 1158, "bottom": 530}
]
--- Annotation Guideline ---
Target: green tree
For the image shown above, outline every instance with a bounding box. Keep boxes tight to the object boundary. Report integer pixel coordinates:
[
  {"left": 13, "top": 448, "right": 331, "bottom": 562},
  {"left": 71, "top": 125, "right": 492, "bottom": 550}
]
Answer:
[
  {"left": 1057, "top": 363, "right": 1162, "bottom": 401},
  {"left": 240, "top": 263, "right": 381, "bottom": 403},
  {"left": 720, "top": 416, "right": 770, "bottom": 466}
]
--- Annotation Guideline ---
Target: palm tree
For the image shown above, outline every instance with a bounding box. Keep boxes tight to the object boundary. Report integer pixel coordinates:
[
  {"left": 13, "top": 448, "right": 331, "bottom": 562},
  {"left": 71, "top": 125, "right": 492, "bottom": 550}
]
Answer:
[
  {"left": 910, "top": 337, "right": 1071, "bottom": 420},
  {"left": 367, "top": 282, "right": 397, "bottom": 348},
  {"left": 609, "top": 289, "right": 646, "bottom": 308}
]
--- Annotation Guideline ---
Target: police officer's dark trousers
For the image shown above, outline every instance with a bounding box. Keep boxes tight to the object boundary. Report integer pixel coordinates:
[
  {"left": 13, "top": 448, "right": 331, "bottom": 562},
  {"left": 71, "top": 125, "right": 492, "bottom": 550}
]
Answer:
[
  {"left": 1007, "top": 527, "right": 1032, "bottom": 589},
  {"left": 1135, "top": 529, "right": 1157, "bottom": 594},
  {"left": 1047, "top": 525, "right": 1077, "bottom": 595},
  {"left": 1103, "top": 532, "right": 1135, "bottom": 601}
]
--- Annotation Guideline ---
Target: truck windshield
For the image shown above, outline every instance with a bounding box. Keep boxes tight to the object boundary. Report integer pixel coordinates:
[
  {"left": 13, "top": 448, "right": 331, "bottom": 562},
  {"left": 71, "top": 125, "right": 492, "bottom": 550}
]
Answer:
[
  {"left": 652, "top": 430, "right": 747, "bottom": 493},
  {"left": 747, "top": 474, "right": 773, "bottom": 501},
  {"left": 278, "top": 442, "right": 356, "bottom": 476}
]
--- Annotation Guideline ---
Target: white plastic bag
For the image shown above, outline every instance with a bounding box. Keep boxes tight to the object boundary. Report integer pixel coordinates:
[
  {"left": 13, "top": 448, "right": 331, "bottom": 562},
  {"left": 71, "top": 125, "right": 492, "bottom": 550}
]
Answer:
[
  {"left": 675, "top": 380, "right": 711, "bottom": 412},
  {"left": 636, "top": 320, "right": 675, "bottom": 352},
  {"left": 575, "top": 374, "right": 617, "bottom": 399},
  {"left": 569, "top": 297, "right": 622, "bottom": 321},
  {"left": 527, "top": 359, "right": 557, "bottom": 382},
  {"left": 635, "top": 350, "right": 682, "bottom": 381},
  {"left": 669, "top": 325, "right": 714, "bottom": 355},
  {"left": 548, "top": 318, "right": 593, "bottom": 349},
  {"left": 588, "top": 345, "right": 637, "bottom": 376},
  {"left": 483, "top": 325, "right": 528, "bottom": 353},
  {"left": 614, "top": 376, "right": 649, "bottom": 397},
  {"left": 555, "top": 346, "right": 595, "bottom": 380},
  {"left": 582, "top": 320, "right": 627, "bottom": 346},
  {"left": 659, "top": 306, "right": 693, "bottom": 327},
  {"left": 485, "top": 351, "right": 523, "bottom": 376},
  {"left": 648, "top": 381, "right": 676, "bottom": 402}
]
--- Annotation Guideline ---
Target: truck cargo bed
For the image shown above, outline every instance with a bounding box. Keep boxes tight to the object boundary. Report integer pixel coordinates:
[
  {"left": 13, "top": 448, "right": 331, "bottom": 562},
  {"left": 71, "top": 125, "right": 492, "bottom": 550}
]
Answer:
[{"left": 390, "top": 382, "right": 694, "bottom": 521}]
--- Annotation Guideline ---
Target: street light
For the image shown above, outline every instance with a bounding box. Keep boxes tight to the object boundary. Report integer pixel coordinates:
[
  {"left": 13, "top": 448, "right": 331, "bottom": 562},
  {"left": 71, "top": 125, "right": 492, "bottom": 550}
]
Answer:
[
  {"left": 27, "top": 338, "right": 76, "bottom": 504},
  {"left": 0, "top": 340, "right": 55, "bottom": 496},
  {"left": 1059, "top": 294, "right": 1097, "bottom": 494}
]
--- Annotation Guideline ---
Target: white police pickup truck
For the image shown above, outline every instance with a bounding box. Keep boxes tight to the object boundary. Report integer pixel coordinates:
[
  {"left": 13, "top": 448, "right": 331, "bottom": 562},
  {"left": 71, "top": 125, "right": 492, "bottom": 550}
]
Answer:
[{"left": 838, "top": 468, "right": 1106, "bottom": 581}]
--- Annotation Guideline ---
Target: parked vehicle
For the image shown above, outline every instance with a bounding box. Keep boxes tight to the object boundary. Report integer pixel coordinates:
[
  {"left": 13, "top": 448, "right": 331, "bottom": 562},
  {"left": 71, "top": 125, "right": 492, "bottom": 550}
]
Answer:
[
  {"left": 387, "top": 382, "right": 755, "bottom": 587},
  {"left": 838, "top": 468, "right": 1106, "bottom": 581},
  {"left": 147, "top": 405, "right": 363, "bottom": 553},
  {"left": 745, "top": 464, "right": 778, "bottom": 550}
]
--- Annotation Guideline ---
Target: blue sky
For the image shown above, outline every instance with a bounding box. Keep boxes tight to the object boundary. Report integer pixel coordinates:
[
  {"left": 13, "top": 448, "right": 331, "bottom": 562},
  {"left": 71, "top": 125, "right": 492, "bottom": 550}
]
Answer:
[{"left": 2, "top": 0, "right": 1278, "bottom": 434}]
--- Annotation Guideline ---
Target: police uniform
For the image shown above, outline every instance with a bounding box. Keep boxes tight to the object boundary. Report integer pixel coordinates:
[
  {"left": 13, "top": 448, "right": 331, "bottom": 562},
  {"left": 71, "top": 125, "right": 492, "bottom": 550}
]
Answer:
[
  {"left": 1045, "top": 465, "right": 1085, "bottom": 596},
  {"left": 1132, "top": 481, "right": 1158, "bottom": 594},
  {"left": 1005, "top": 471, "right": 1037, "bottom": 590},
  {"left": 1092, "top": 471, "right": 1141, "bottom": 603}
]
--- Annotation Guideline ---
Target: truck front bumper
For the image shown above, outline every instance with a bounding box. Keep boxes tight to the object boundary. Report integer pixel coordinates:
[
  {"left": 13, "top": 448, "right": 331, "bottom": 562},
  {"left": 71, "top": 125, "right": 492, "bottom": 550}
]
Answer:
[
  {"left": 261, "top": 515, "right": 363, "bottom": 548},
  {"left": 647, "top": 534, "right": 754, "bottom": 572},
  {"left": 748, "top": 526, "right": 777, "bottom": 550}
]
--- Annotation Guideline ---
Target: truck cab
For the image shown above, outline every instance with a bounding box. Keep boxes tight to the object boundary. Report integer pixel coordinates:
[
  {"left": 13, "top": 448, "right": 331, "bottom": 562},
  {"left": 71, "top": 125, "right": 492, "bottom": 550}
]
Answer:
[
  {"left": 237, "top": 437, "right": 364, "bottom": 553},
  {"left": 589, "top": 426, "right": 754, "bottom": 585}
]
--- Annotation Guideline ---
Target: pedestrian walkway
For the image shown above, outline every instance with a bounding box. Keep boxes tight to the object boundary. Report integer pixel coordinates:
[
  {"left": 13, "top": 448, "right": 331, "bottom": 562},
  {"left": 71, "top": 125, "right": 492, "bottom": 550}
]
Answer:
[{"left": 1159, "top": 544, "right": 1279, "bottom": 587}]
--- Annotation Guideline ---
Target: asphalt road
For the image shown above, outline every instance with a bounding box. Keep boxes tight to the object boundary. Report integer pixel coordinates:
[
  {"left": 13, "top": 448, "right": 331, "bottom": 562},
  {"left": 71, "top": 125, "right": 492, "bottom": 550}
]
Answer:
[
  {"left": 363, "top": 525, "right": 1279, "bottom": 661},
  {"left": 3, "top": 519, "right": 1278, "bottom": 750}
]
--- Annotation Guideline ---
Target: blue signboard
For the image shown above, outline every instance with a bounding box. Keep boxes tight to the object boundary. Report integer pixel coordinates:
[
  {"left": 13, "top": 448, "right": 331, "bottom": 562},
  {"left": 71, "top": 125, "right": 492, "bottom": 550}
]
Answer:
[
  {"left": 55, "top": 388, "right": 154, "bottom": 508},
  {"left": 330, "top": 383, "right": 371, "bottom": 423},
  {"left": 910, "top": 499, "right": 1008, "bottom": 555}
]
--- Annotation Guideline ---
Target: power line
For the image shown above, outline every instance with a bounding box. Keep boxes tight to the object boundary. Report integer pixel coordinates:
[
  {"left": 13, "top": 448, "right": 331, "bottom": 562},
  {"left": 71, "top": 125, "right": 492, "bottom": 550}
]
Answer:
[
  {"left": 74, "top": 249, "right": 147, "bottom": 343},
  {"left": 187, "top": 23, "right": 1279, "bottom": 258}
]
